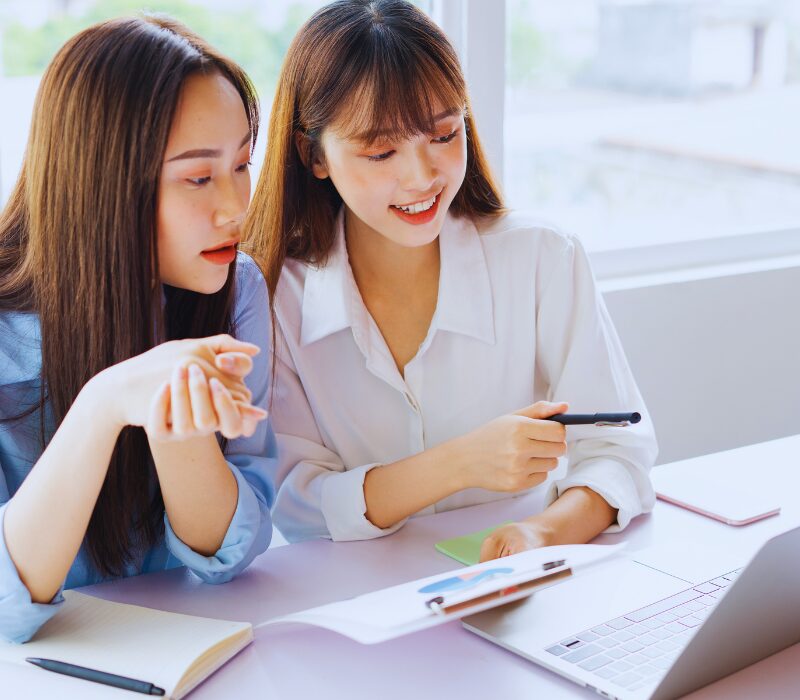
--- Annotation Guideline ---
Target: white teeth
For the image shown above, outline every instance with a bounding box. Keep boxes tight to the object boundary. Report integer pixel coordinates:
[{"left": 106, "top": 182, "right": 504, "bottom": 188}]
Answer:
[{"left": 393, "top": 194, "right": 437, "bottom": 214}]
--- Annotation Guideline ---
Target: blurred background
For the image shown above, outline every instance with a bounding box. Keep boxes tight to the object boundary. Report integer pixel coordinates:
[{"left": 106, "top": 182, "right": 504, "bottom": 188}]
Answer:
[
  {"left": 1, "top": 0, "right": 799, "bottom": 464},
  {"left": 2, "top": 0, "right": 799, "bottom": 253}
]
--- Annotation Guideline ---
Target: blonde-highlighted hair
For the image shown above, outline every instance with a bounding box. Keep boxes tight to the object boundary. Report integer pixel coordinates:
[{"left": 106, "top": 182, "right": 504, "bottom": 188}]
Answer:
[{"left": 244, "top": 0, "right": 504, "bottom": 296}]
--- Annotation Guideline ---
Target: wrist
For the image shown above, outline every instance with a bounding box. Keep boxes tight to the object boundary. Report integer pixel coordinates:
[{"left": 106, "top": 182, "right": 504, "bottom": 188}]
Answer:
[
  {"left": 81, "top": 367, "right": 126, "bottom": 432},
  {"left": 434, "top": 436, "right": 475, "bottom": 492},
  {"left": 521, "top": 516, "right": 558, "bottom": 547}
]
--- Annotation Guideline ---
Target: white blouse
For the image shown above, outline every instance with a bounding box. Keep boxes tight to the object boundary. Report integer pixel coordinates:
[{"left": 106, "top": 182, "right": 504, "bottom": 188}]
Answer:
[{"left": 270, "top": 209, "right": 657, "bottom": 542}]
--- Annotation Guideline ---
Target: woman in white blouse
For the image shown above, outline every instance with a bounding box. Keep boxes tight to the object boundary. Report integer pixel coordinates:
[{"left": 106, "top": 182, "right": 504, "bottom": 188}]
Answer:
[{"left": 246, "top": 0, "right": 657, "bottom": 560}]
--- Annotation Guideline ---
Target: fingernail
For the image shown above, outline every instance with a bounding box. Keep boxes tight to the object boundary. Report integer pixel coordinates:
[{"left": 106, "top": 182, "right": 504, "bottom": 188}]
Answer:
[
  {"left": 219, "top": 356, "right": 235, "bottom": 370},
  {"left": 189, "top": 363, "right": 203, "bottom": 378},
  {"left": 210, "top": 377, "right": 222, "bottom": 392}
]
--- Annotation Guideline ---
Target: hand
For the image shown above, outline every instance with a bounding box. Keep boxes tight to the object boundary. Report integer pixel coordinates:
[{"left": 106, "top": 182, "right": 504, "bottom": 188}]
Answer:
[
  {"left": 452, "top": 401, "right": 568, "bottom": 493},
  {"left": 479, "top": 520, "right": 553, "bottom": 562},
  {"left": 95, "top": 334, "right": 261, "bottom": 431},
  {"left": 146, "top": 362, "right": 268, "bottom": 442}
]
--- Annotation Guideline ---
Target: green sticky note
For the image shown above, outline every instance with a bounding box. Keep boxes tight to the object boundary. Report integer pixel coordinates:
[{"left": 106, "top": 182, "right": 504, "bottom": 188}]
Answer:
[{"left": 435, "top": 522, "right": 513, "bottom": 566}]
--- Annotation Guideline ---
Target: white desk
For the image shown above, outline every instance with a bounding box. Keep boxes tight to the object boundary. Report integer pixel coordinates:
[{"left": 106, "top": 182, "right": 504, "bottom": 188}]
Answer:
[{"left": 4, "top": 436, "right": 800, "bottom": 699}]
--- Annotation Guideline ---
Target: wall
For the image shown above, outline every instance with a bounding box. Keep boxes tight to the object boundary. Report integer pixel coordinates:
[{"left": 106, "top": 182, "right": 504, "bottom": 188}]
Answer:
[{"left": 603, "top": 264, "right": 800, "bottom": 465}]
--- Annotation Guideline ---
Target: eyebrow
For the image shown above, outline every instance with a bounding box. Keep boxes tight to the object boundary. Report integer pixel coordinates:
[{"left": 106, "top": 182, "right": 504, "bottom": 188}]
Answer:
[
  {"left": 351, "top": 108, "right": 464, "bottom": 144},
  {"left": 166, "top": 133, "right": 251, "bottom": 162}
]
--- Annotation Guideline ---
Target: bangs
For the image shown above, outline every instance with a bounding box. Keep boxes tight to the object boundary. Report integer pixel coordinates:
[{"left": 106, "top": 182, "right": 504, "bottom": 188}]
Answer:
[{"left": 326, "top": 29, "right": 466, "bottom": 145}]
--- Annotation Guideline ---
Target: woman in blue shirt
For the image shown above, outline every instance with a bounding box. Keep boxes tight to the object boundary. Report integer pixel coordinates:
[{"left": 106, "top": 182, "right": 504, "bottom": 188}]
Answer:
[{"left": 0, "top": 16, "right": 275, "bottom": 643}]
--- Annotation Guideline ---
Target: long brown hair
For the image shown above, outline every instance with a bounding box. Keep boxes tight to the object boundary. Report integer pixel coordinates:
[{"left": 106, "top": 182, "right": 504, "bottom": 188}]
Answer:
[
  {"left": 244, "top": 0, "right": 504, "bottom": 296},
  {"left": 0, "top": 16, "right": 259, "bottom": 577}
]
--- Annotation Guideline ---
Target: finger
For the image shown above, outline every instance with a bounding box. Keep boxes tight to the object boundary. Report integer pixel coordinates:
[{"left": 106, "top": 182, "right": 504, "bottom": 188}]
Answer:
[
  {"left": 192, "top": 359, "right": 253, "bottom": 403},
  {"left": 526, "top": 472, "right": 549, "bottom": 489},
  {"left": 520, "top": 438, "right": 566, "bottom": 458},
  {"left": 188, "top": 364, "right": 218, "bottom": 433},
  {"left": 235, "top": 403, "right": 269, "bottom": 438},
  {"left": 513, "top": 401, "right": 569, "bottom": 421},
  {"left": 210, "top": 377, "right": 244, "bottom": 439},
  {"left": 205, "top": 334, "right": 260, "bottom": 356},
  {"left": 170, "top": 365, "right": 194, "bottom": 436},
  {"left": 215, "top": 352, "right": 254, "bottom": 378},
  {"left": 479, "top": 535, "right": 503, "bottom": 563},
  {"left": 146, "top": 381, "right": 171, "bottom": 440},
  {"left": 525, "top": 457, "right": 560, "bottom": 473}
]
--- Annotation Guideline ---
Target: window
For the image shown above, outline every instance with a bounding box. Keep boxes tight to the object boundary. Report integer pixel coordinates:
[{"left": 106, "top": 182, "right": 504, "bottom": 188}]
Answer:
[
  {"left": 502, "top": 0, "right": 800, "bottom": 254},
  {"left": 0, "top": 0, "right": 336, "bottom": 204}
]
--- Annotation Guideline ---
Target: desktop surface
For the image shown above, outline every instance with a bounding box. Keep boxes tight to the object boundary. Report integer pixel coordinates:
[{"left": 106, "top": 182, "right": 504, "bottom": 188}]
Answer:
[{"left": 4, "top": 435, "right": 800, "bottom": 700}]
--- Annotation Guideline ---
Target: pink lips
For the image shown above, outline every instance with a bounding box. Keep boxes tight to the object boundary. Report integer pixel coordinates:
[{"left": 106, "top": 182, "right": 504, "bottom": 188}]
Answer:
[{"left": 200, "top": 240, "right": 238, "bottom": 265}]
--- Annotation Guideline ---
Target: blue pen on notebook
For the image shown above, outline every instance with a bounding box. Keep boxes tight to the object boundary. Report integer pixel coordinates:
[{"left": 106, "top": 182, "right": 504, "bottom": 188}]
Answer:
[{"left": 26, "top": 657, "right": 165, "bottom": 696}]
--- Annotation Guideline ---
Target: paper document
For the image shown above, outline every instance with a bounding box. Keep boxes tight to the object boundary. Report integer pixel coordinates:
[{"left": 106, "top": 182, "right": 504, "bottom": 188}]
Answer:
[{"left": 256, "top": 543, "right": 625, "bottom": 644}]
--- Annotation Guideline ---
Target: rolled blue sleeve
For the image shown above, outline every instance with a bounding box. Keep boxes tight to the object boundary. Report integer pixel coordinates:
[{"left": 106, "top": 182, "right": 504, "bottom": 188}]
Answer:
[
  {"left": 164, "top": 254, "right": 276, "bottom": 582},
  {"left": 0, "top": 483, "right": 65, "bottom": 643}
]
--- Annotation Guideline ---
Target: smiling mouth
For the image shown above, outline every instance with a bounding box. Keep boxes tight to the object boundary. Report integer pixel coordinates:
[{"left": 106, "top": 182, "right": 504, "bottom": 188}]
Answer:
[{"left": 391, "top": 190, "right": 442, "bottom": 215}]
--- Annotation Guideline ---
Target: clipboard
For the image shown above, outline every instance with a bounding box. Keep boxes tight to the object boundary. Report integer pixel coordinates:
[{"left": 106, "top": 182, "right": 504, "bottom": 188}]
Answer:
[{"left": 256, "top": 543, "right": 624, "bottom": 644}]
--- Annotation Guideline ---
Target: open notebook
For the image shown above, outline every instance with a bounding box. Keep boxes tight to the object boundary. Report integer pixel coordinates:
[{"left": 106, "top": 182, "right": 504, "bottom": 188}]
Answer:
[{"left": 0, "top": 591, "right": 252, "bottom": 699}]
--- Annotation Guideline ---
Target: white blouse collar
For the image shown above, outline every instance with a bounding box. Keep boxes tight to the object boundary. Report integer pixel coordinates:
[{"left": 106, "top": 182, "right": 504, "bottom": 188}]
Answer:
[{"left": 300, "top": 208, "right": 495, "bottom": 348}]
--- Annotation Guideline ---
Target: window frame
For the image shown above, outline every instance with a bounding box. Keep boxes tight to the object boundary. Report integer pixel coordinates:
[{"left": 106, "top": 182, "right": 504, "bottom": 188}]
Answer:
[{"left": 433, "top": 0, "right": 800, "bottom": 280}]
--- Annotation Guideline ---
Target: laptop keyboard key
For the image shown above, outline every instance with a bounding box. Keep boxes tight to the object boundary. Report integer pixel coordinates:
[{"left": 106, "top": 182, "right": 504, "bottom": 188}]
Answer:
[
  {"left": 609, "top": 660, "right": 634, "bottom": 673},
  {"left": 680, "top": 615, "right": 703, "bottom": 628},
  {"left": 621, "top": 641, "right": 645, "bottom": 653},
  {"left": 611, "top": 630, "right": 635, "bottom": 642},
  {"left": 606, "top": 647, "right": 628, "bottom": 659},
  {"left": 546, "top": 645, "right": 568, "bottom": 656},
  {"left": 579, "top": 654, "right": 614, "bottom": 671},
  {"left": 611, "top": 671, "right": 644, "bottom": 688},
  {"left": 598, "top": 637, "right": 620, "bottom": 649},
  {"left": 608, "top": 617, "right": 634, "bottom": 630},
  {"left": 642, "top": 646, "right": 665, "bottom": 659},
  {"left": 577, "top": 631, "right": 600, "bottom": 642},
  {"left": 591, "top": 624, "right": 616, "bottom": 636},
  {"left": 694, "top": 582, "right": 720, "bottom": 594},
  {"left": 595, "top": 667, "right": 618, "bottom": 680},
  {"left": 562, "top": 644, "right": 603, "bottom": 663}
]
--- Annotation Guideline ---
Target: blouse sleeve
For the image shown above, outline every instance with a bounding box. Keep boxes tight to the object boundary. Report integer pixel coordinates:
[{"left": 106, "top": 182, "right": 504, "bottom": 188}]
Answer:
[
  {"left": 268, "top": 320, "right": 406, "bottom": 543},
  {"left": 536, "top": 233, "right": 658, "bottom": 531},
  {"left": 0, "top": 464, "right": 64, "bottom": 643},
  {"left": 164, "top": 255, "right": 276, "bottom": 580}
]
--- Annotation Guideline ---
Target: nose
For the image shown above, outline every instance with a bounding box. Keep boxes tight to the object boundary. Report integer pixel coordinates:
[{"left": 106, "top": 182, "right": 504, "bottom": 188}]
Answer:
[
  {"left": 212, "top": 175, "right": 248, "bottom": 230},
  {"left": 400, "top": 143, "right": 437, "bottom": 194}
]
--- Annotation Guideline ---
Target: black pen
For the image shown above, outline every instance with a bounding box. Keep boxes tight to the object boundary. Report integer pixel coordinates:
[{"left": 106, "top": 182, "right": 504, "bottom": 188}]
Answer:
[
  {"left": 26, "top": 657, "right": 165, "bottom": 696},
  {"left": 546, "top": 412, "right": 641, "bottom": 426}
]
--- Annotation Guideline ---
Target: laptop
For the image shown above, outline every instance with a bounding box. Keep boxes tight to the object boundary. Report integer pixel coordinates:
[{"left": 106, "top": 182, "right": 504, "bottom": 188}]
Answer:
[{"left": 462, "top": 524, "right": 800, "bottom": 699}]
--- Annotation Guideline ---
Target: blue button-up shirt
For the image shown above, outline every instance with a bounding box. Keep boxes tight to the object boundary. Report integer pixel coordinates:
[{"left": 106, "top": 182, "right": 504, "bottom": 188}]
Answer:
[{"left": 0, "top": 253, "right": 276, "bottom": 643}]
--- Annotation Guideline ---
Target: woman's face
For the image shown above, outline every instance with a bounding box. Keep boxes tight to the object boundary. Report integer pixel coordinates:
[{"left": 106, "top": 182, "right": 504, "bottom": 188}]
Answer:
[
  {"left": 312, "top": 105, "right": 468, "bottom": 248},
  {"left": 158, "top": 71, "right": 252, "bottom": 294}
]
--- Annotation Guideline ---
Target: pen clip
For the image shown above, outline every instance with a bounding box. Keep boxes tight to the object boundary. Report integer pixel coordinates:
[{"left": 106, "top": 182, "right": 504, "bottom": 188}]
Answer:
[
  {"left": 425, "top": 565, "right": 573, "bottom": 616},
  {"left": 595, "top": 420, "right": 629, "bottom": 427}
]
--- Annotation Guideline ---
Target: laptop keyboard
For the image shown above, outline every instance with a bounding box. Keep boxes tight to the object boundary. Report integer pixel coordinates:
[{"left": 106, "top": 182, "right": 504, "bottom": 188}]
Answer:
[{"left": 544, "top": 568, "right": 742, "bottom": 694}]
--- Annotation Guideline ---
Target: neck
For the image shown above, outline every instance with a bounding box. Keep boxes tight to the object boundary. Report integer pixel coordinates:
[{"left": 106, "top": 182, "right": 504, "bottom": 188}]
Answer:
[{"left": 344, "top": 208, "right": 440, "bottom": 293}]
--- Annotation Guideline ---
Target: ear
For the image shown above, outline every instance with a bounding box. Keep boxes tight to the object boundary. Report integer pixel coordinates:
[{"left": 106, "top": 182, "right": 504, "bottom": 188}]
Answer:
[{"left": 294, "top": 131, "right": 329, "bottom": 180}]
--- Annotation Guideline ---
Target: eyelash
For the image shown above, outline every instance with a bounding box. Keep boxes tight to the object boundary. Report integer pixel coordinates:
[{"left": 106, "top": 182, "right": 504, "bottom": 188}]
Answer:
[
  {"left": 186, "top": 160, "right": 252, "bottom": 186},
  {"left": 366, "top": 130, "right": 459, "bottom": 162}
]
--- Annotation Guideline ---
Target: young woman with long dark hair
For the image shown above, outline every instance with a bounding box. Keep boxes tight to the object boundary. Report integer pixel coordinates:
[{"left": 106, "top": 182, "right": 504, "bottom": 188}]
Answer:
[
  {"left": 0, "top": 16, "right": 275, "bottom": 643},
  {"left": 247, "top": 0, "right": 656, "bottom": 558}
]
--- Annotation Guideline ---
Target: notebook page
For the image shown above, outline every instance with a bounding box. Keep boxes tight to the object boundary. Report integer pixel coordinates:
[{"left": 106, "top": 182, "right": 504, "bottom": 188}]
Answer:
[{"left": 0, "top": 591, "right": 251, "bottom": 696}]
